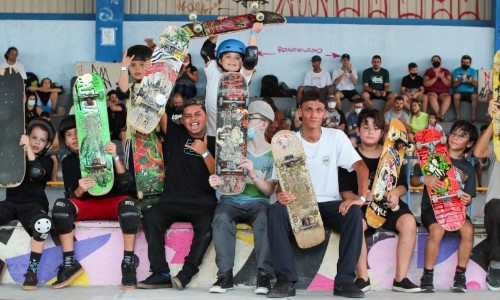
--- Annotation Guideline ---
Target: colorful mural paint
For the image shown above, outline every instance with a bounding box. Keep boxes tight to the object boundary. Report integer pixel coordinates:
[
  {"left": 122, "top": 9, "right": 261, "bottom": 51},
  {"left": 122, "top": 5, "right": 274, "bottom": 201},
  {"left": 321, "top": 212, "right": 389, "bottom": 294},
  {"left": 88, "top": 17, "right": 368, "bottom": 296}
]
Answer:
[{"left": 0, "top": 221, "right": 488, "bottom": 290}]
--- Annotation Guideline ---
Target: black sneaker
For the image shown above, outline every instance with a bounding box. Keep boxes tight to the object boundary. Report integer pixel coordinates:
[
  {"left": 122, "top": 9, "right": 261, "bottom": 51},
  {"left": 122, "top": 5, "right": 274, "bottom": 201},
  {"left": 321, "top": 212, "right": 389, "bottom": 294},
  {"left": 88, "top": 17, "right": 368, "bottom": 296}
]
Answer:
[
  {"left": 255, "top": 272, "right": 272, "bottom": 295},
  {"left": 334, "top": 282, "right": 364, "bottom": 298},
  {"left": 0, "top": 259, "right": 6, "bottom": 283},
  {"left": 52, "top": 261, "right": 84, "bottom": 289},
  {"left": 171, "top": 270, "right": 193, "bottom": 291},
  {"left": 420, "top": 273, "right": 434, "bottom": 293},
  {"left": 487, "top": 267, "right": 500, "bottom": 291},
  {"left": 137, "top": 273, "right": 172, "bottom": 289},
  {"left": 209, "top": 270, "right": 234, "bottom": 293},
  {"left": 452, "top": 272, "right": 467, "bottom": 293},
  {"left": 267, "top": 274, "right": 295, "bottom": 298},
  {"left": 392, "top": 278, "right": 421, "bottom": 293},
  {"left": 121, "top": 259, "right": 137, "bottom": 290},
  {"left": 22, "top": 270, "right": 38, "bottom": 291},
  {"left": 354, "top": 277, "right": 371, "bottom": 292}
]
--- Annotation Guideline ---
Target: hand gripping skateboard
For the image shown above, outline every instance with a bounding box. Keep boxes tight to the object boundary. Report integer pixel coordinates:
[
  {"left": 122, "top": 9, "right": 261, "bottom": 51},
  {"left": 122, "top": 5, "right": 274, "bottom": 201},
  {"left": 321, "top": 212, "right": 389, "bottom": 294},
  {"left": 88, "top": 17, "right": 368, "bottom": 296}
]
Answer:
[
  {"left": 73, "top": 73, "right": 114, "bottom": 196},
  {"left": 128, "top": 25, "right": 190, "bottom": 134},
  {"left": 0, "top": 67, "right": 25, "bottom": 187},
  {"left": 183, "top": 2, "right": 286, "bottom": 39},
  {"left": 414, "top": 129, "right": 465, "bottom": 231},
  {"left": 215, "top": 72, "right": 248, "bottom": 195},
  {"left": 271, "top": 130, "right": 325, "bottom": 249},
  {"left": 366, "top": 119, "right": 414, "bottom": 228},
  {"left": 492, "top": 50, "right": 500, "bottom": 161}
]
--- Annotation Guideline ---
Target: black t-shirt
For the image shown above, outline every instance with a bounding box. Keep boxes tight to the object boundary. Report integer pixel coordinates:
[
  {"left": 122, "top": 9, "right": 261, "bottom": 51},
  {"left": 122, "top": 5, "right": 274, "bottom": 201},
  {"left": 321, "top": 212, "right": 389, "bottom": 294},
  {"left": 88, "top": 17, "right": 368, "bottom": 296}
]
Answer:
[
  {"left": 166, "top": 105, "right": 183, "bottom": 124},
  {"left": 162, "top": 119, "right": 216, "bottom": 205},
  {"left": 401, "top": 74, "right": 424, "bottom": 94},
  {"left": 6, "top": 155, "right": 53, "bottom": 207},
  {"left": 108, "top": 104, "right": 127, "bottom": 140}
]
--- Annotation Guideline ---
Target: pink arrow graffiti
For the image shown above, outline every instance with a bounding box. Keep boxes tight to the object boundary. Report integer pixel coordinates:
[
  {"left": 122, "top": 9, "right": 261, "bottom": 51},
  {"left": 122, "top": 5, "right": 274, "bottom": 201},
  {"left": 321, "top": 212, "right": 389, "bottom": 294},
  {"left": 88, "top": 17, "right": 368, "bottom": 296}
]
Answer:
[
  {"left": 326, "top": 52, "right": 341, "bottom": 58},
  {"left": 258, "top": 51, "right": 275, "bottom": 56}
]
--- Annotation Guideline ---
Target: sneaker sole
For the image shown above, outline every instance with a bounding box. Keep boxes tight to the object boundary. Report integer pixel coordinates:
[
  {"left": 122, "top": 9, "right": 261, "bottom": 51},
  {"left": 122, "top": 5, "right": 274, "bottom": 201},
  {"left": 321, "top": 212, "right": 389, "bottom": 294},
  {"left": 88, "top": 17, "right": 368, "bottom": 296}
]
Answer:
[
  {"left": 171, "top": 276, "right": 184, "bottom": 291},
  {"left": 451, "top": 287, "right": 467, "bottom": 293},
  {"left": 392, "top": 286, "right": 422, "bottom": 293},
  {"left": 51, "top": 267, "right": 84, "bottom": 289},
  {"left": 121, "top": 284, "right": 137, "bottom": 290},
  {"left": 22, "top": 285, "right": 38, "bottom": 291},
  {"left": 487, "top": 282, "right": 500, "bottom": 291},
  {"left": 255, "top": 287, "right": 269, "bottom": 295},
  {"left": 359, "top": 285, "right": 371, "bottom": 292},
  {"left": 421, "top": 286, "right": 435, "bottom": 293},
  {"left": 209, "top": 286, "right": 228, "bottom": 293},
  {"left": 136, "top": 283, "right": 172, "bottom": 289}
]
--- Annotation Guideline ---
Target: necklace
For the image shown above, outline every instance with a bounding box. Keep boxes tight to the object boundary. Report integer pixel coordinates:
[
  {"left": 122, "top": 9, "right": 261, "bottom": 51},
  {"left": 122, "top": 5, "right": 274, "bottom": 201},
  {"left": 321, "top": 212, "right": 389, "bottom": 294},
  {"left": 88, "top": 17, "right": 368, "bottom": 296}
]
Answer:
[{"left": 300, "top": 129, "right": 322, "bottom": 160}]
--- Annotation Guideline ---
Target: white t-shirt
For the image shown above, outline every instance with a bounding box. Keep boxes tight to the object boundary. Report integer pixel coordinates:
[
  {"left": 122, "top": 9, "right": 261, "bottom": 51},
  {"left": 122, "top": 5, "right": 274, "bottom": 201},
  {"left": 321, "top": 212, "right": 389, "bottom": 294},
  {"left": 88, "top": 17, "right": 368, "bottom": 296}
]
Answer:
[
  {"left": 204, "top": 60, "right": 252, "bottom": 136},
  {"left": 332, "top": 67, "right": 358, "bottom": 91},
  {"left": 0, "top": 61, "right": 27, "bottom": 79},
  {"left": 272, "top": 128, "right": 361, "bottom": 203},
  {"left": 303, "top": 69, "right": 332, "bottom": 88}
]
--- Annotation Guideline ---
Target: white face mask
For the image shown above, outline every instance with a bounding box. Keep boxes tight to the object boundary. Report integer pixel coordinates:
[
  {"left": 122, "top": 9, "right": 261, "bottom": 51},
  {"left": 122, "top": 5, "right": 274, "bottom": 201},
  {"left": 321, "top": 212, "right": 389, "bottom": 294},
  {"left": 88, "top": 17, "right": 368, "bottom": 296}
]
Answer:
[
  {"left": 355, "top": 108, "right": 362, "bottom": 114},
  {"left": 27, "top": 99, "right": 36, "bottom": 106},
  {"left": 183, "top": 62, "right": 189, "bottom": 66},
  {"left": 327, "top": 102, "right": 336, "bottom": 109}
]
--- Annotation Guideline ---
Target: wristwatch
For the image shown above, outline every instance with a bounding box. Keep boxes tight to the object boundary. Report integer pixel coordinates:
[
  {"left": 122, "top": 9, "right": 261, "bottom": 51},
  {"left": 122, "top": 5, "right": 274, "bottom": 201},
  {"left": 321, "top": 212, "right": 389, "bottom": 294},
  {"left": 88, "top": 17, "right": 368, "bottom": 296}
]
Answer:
[{"left": 358, "top": 195, "right": 366, "bottom": 203}]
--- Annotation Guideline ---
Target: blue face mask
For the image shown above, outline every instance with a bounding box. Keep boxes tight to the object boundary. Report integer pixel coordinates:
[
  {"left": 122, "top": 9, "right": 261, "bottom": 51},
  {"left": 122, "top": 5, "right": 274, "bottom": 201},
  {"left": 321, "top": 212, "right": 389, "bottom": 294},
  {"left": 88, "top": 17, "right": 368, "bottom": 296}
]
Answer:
[
  {"left": 27, "top": 99, "right": 36, "bottom": 106},
  {"left": 247, "top": 127, "right": 258, "bottom": 140}
]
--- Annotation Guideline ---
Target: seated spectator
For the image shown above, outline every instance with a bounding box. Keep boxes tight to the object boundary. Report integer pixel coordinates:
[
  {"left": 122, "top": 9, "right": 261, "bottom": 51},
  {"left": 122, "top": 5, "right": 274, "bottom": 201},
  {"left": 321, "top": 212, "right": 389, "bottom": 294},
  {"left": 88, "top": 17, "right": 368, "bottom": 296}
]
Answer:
[
  {"left": 296, "top": 55, "right": 333, "bottom": 104},
  {"left": 166, "top": 92, "right": 185, "bottom": 124},
  {"left": 452, "top": 55, "right": 478, "bottom": 122},
  {"left": 0, "top": 46, "right": 27, "bottom": 80},
  {"left": 279, "top": 117, "right": 292, "bottom": 130},
  {"left": 262, "top": 96, "right": 284, "bottom": 143},
  {"left": 332, "top": 53, "right": 361, "bottom": 111},
  {"left": 28, "top": 77, "right": 64, "bottom": 116},
  {"left": 424, "top": 55, "right": 452, "bottom": 121},
  {"left": 361, "top": 55, "right": 397, "bottom": 112},
  {"left": 25, "top": 91, "right": 42, "bottom": 124},
  {"left": 322, "top": 94, "right": 346, "bottom": 131},
  {"left": 409, "top": 99, "right": 429, "bottom": 142},
  {"left": 174, "top": 53, "right": 198, "bottom": 99},
  {"left": 347, "top": 98, "right": 364, "bottom": 147},
  {"left": 384, "top": 96, "right": 410, "bottom": 133},
  {"left": 427, "top": 112, "right": 444, "bottom": 133},
  {"left": 107, "top": 89, "right": 127, "bottom": 142},
  {"left": 401, "top": 62, "right": 428, "bottom": 112}
]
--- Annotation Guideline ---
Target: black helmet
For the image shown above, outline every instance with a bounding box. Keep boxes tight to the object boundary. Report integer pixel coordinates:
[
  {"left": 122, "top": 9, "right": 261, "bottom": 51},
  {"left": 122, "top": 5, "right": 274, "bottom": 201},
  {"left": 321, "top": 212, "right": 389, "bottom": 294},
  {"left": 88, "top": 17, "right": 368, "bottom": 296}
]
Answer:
[
  {"left": 27, "top": 117, "right": 56, "bottom": 144},
  {"left": 58, "top": 115, "right": 76, "bottom": 141},
  {"left": 126, "top": 45, "right": 153, "bottom": 61}
]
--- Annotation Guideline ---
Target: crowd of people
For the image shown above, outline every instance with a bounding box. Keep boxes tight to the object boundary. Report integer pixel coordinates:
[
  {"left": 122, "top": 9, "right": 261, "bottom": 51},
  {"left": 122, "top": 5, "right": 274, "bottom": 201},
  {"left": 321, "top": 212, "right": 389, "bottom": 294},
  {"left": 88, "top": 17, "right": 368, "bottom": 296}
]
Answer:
[{"left": 1, "top": 21, "right": 499, "bottom": 299}]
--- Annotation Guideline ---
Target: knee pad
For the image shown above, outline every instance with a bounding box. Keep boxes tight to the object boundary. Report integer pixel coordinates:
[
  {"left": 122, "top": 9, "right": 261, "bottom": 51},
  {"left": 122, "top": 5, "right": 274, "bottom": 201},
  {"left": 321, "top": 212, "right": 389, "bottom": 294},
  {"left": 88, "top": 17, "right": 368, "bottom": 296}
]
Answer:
[
  {"left": 31, "top": 211, "right": 52, "bottom": 242},
  {"left": 52, "top": 198, "right": 76, "bottom": 234},
  {"left": 118, "top": 199, "right": 140, "bottom": 234}
]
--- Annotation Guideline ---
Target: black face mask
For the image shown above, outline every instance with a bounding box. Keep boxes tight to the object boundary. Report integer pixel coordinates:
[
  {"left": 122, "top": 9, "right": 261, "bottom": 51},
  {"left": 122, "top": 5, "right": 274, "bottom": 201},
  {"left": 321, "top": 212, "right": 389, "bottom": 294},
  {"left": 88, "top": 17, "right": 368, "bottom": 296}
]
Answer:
[
  {"left": 410, "top": 73, "right": 418, "bottom": 77},
  {"left": 432, "top": 61, "right": 441, "bottom": 68},
  {"left": 461, "top": 64, "right": 470, "bottom": 70}
]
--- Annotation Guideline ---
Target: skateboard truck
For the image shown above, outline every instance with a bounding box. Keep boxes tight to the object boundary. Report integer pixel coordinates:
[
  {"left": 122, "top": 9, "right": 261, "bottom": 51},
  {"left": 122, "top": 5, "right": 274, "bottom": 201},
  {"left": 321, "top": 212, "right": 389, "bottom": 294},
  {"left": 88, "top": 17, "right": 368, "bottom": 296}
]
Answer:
[
  {"left": 249, "top": 2, "right": 265, "bottom": 21},
  {"left": 281, "top": 155, "right": 300, "bottom": 167},
  {"left": 416, "top": 136, "right": 447, "bottom": 154},
  {"left": 189, "top": 13, "right": 202, "bottom": 33},
  {"left": 431, "top": 190, "right": 463, "bottom": 203}
]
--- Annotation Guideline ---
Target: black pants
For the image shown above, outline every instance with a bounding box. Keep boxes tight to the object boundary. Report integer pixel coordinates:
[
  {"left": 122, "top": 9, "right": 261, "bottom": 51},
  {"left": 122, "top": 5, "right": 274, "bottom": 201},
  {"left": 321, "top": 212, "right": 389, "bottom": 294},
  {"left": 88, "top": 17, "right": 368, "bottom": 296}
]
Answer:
[
  {"left": 0, "top": 201, "right": 48, "bottom": 236},
  {"left": 143, "top": 201, "right": 215, "bottom": 277},
  {"left": 485, "top": 199, "right": 500, "bottom": 262},
  {"left": 267, "top": 201, "right": 363, "bottom": 285}
]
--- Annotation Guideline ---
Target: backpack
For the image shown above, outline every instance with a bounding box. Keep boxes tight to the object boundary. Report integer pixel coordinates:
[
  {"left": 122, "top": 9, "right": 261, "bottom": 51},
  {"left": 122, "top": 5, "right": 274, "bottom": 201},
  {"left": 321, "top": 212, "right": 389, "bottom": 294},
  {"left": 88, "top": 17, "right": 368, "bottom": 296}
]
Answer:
[{"left": 260, "top": 74, "right": 280, "bottom": 97}]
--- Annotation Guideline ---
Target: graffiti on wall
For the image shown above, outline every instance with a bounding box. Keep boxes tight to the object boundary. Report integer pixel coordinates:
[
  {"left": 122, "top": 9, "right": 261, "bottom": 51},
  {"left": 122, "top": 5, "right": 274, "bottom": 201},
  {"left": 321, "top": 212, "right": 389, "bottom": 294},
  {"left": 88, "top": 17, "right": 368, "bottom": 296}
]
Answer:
[
  {"left": 478, "top": 69, "right": 493, "bottom": 102},
  {"left": 75, "top": 62, "right": 121, "bottom": 92}
]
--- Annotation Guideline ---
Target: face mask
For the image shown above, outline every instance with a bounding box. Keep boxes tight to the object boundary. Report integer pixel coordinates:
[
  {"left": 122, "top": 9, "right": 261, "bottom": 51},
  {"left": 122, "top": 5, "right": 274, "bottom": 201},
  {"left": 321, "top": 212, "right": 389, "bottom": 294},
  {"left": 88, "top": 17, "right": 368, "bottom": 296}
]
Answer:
[
  {"left": 27, "top": 99, "right": 36, "bottom": 106},
  {"left": 183, "top": 62, "right": 189, "bottom": 66},
  {"left": 247, "top": 127, "right": 259, "bottom": 140},
  {"left": 327, "top": 102, "right": 336, "bottom": 109},
  {"left": 410, "top": 73, "right": 418, "bottom": 77},
  {"left": 355, "top": 108, "right": 362, "bottom": 114},
  {"left": 461, "top": 64, "right": 470, "bottom": 70},
  {"left": 432, "top": 61, "right": 441, "bottom": 68}
]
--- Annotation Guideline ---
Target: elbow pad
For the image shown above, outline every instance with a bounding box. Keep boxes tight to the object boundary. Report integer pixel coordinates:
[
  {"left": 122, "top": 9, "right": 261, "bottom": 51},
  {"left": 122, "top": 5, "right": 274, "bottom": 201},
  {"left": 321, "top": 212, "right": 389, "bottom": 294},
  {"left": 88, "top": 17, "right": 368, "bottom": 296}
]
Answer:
[
  {"left": 28, "top": 160, "right": 45, "bottom": 180},
  {"left": 201, "top": 39, "right": 216, "bottom": 63},
  {"left": 243, "top": 46, "right": 258, "bottom": 70}
]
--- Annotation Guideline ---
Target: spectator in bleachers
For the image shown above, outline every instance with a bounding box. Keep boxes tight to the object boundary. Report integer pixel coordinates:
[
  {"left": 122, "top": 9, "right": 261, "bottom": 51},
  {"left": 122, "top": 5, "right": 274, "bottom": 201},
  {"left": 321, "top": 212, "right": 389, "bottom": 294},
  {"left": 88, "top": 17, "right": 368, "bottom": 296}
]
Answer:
[
  {"left": 279, "top": 117, "right": 292, "bottom": 130},
  {"left": 427, "top": 112, "right": 444, "bottom": 133},
  {"left": 107, "top": 89, "right": 126, "bottom": 142},
  {"left": 452, "top": 55, "right": 478, "bottom": 122},
  {"left": 174, "top": 53, "right": 198, "bottom": 99},
  {"left": 296, "top": 55, "right": 333, "bottom": 103},
  {"left": 166, "top": 92, "right": 185, "bottom": 125},
  {"left": 332, "top": 53, "right": 361, "bottom": 112},
  {"left": 262, "top": 96, "right": 284, "bottom": 143},
  {"left": 0, "top": 46, "right": 27, "bottom": 79},
  {"left": 473, "top": 100, "right": 500, "bottom": 291},
  {"left": 346, "top": 99, "right": 364, "bottom": 147},
  {"left": 384, "top": 96, "right": 410, "bottom": 132},
  {"left": 409, "top": 99, "right": 428, "bottom": 142},
  {"left": 25, "top": 91, "right": 42, "bottom": 124},
  {"left": 424, "top": 55, "right": 452, "bottom": 121},
  {"left": 28, "top": 77, "right": 64, "bottom": 116},
  {"left": 361, "top": 55, "right": 397, "bottom": 113},
  {"left": 401, "top": 62, "right": 428, "bottom": 112},
  {"left": 322, "top": 94, "right": 346, "bottom": 131}
]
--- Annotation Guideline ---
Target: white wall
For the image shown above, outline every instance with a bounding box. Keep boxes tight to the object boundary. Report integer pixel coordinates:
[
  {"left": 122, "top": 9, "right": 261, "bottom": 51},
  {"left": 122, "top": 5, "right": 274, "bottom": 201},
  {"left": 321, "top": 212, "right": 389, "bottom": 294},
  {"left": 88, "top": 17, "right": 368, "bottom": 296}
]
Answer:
[{"left": 0, "top": 20, "right": 494, "bottom": 99}]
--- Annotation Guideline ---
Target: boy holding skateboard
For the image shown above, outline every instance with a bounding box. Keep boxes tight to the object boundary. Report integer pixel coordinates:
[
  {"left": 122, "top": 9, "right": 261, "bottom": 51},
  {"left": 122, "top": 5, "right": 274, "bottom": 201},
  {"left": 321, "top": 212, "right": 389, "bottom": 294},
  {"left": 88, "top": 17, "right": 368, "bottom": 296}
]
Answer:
[
  {"left": 51, "top": 115, "right": 140, "bottom": 290},
  {"left": 201, "top": 22, "right": 263, "bottom": 136},
  {"left": 208, "top": 100, "right": 277, "bottom": 295},
  {"left": 410, "top": 120, "right": 478, "bottom": 293},
  {"left": 267, "top": 90, "right": 369, "bottom": 298},
  {"left": 339, "top": 109, "right": 420, "bottom": 293},
  {"left": 0, "top": 118, "right": 55, "bottom": 290}
]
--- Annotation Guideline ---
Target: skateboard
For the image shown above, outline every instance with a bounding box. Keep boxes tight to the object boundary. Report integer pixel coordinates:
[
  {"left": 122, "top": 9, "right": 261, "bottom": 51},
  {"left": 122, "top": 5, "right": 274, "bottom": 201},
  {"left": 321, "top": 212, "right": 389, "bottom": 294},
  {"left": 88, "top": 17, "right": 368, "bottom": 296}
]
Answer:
[
  {"left": 366, "top": 119, "right": 413, "bottom": 228},
  {"left": 183, "top": 3, "right": 286, "bottom": 39},
  {"left": 0, "top": 67, "right": 25, "bottom": 187},
  {"left": 131, "top": 130, "right": 165, "bottom": 210},
  {"left": 73, "top": 73, "right": 114, "bottom": 196},
  {"left": 215, "top": 72, "right": 248, "bottom": 195},
  {"left": 492, "top": 50, "right": 500, "bottom": 161},
  {"left": 271, "top": 130, "right": 325, "bottom": 249},
  {"left": 128, "top": 25, "right": 189, "bottom": 134},
  {"left": 414, "top": 129, "right": 465, "bottom": 231}
]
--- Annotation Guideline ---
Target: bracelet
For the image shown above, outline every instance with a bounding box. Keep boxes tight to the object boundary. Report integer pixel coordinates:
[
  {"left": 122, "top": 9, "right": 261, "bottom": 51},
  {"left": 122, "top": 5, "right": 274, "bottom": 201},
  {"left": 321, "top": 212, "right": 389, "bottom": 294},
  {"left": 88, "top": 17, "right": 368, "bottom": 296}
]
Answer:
[
  {"left": 250, "top": 31, "right": 259, "bottom": 36},
  {"left": 358, "top": 195, "right": 366, "bottom": 203},
  {"left": 251, "top": 176, "right": 259, "bottom": 182},
  {"left": 121, "top": 66, "right": 128, "bottom": 72},
  {"left": 114, "top": 156, "right": 120, "bottom": 162},
  {"left": 420, "top": 176, "right": 424, "bottom": 185},
  {"left": 201, "top": 150, "right": 210, "bottom": 158}
]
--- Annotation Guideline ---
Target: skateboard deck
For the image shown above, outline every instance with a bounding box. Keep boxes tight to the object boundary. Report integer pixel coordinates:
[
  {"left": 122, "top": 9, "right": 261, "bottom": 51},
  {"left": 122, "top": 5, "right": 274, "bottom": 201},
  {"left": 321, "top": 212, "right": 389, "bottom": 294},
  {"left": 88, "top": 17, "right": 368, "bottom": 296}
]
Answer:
[
  {"left": 271, "top": 130, "right": 325, "bottom": 249},
  {"left": 73, "top": 73, "right": 114, "bottom": 196},
  {"left": 414, "top": 129, "right": 465, "bottom": 231},
  {"left": 215, "top": 72, "right": 248, "bottom": 195},
  {"left": 132, "top": 130, "right": 165, "bottom": 211},
  {"left": 492, "top": 50, "right": 500, "bottom": 161},
  {"left": 182, "top": 9, "right": 286, "bottom": 39},
  {"left": 0, "top": 67, "right": 25, "bottom": 187},
  {"left": 128, "top": 25, "right": 189, "bottom": 134},
  {"left": 366, "top": 119, "right": 412, "bottom": 228}
]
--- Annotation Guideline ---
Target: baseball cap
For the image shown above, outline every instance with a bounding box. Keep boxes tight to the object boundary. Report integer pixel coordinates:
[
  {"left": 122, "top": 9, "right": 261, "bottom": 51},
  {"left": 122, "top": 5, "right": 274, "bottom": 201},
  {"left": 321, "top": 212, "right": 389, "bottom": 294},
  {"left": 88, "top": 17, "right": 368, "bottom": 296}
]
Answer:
[
  {"left": 300, "top": 90, "right": 327, "bottom": 107},
  {"left": 311, "top": 55, "right": 322, "bottom": 62},
  {"left": 341, "top": 53, "right": 350, "bottom": 59},
  {"left": 248, "top": 100, "right": 275, "bottom": 121}
]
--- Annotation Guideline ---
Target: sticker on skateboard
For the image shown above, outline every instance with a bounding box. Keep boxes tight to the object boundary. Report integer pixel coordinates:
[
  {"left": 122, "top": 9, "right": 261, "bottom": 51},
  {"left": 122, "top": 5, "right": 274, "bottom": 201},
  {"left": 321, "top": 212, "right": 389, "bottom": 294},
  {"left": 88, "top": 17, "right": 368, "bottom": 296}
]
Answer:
[{"left": 492, "top": 50, "right": 500, "bottom": 161}]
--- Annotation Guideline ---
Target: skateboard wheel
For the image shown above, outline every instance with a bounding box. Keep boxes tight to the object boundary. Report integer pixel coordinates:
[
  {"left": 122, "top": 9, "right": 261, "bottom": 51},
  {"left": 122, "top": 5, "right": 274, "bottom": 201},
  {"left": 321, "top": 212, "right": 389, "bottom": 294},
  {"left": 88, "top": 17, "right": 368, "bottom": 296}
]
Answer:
[
  {"left": 216, "top": 165, "right": 221, "bottom": 176},
  {"left": 415, "top": 142, "right": 422, "bottom": 150},
  {"left": 157, "top": 106, "right": 165, "bottom": 116},
  {"left": 440, "top": 136, "right": 447, "bottom": 145},
  {"left": 457, "top": 190, "right": 463, "bottom": 198},
  {"left": 243, "top": 167, "right": 248, "bottom": 176},
  {"left": 218, "top": 96, "right": 224, "bottom": 107},
  {"left": 256, "top": 12, "right": 265, "bottom": 21},
  {"left": 431, "top": 195, "right": 438, "bottom": 203},
  {"left": 250, "top": 2, "right": 259, "bottom": 10},
  {"left": 98, "top": 91, "right": 105, "bottom": 99},
  {"left": 407, "top": 143, "right": 415, "bottom": 152},
  {"left": 194, "top": 24, "right": 203, "bottom": 33},
  {"left": 392, "top": 205, "right": 400, "bottom": 212},
  {"left": 189, "top": 13, "right": 197, "bottom": 21},
  {"left": 137, "top": 191, "right": 143, "bottom": 200},
  {"left": 155, "top": 94, "right": 166, "bottom": 106},
  {"left": 135, "top": 96, "right": 143, "bottom": 105},
  {"left": 389, "top": 130, "right": 400, "bottom": 141},
  {"left": 374, "top": 193, "right": 383, "bottom": 201}
]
